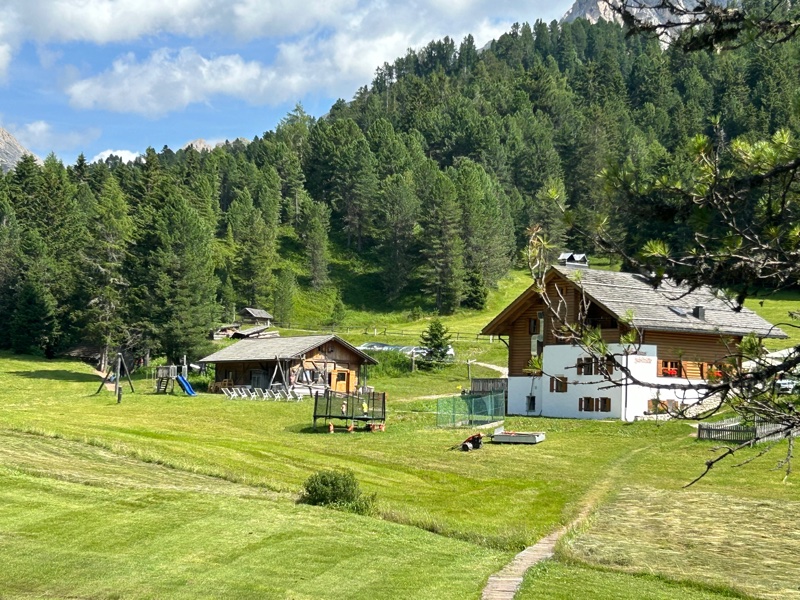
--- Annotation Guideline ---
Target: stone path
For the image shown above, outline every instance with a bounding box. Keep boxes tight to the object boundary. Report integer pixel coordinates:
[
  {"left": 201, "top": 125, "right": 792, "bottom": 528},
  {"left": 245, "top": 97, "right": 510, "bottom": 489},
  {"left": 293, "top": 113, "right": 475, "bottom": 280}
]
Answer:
[
  {"left": 481, "top": 528, "right": 564, "bottom": 600},
  {"left": 481, "top": 445, "right": 651, "bottom": 599}
]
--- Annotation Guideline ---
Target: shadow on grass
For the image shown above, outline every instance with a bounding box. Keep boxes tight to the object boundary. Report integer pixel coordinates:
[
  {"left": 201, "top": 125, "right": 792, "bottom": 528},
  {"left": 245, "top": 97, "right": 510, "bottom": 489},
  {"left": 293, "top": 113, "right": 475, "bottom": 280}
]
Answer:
[
  {"left": 11, "top": 370, "right": 99, "bottom": 383},
  {"left": 286, "top": 422, "right": 379, "bottom": 435}
]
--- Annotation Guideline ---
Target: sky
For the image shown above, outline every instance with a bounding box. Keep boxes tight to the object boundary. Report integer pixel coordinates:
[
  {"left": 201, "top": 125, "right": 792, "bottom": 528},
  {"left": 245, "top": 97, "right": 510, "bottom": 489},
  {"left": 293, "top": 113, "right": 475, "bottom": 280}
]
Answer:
[{"left": 0, "top": 0, "right": 575, "bottom": 165}]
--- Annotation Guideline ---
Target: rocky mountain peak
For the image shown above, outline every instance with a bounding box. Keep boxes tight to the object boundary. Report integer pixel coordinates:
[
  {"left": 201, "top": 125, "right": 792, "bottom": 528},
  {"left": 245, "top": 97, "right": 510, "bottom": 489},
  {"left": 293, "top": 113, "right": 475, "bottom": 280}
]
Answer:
[
  {"left": 0, "top": 127, "right": 39, "bottom": 173},
  {"left": 562, "top": 0, "right": 695, "bottom": 27}
]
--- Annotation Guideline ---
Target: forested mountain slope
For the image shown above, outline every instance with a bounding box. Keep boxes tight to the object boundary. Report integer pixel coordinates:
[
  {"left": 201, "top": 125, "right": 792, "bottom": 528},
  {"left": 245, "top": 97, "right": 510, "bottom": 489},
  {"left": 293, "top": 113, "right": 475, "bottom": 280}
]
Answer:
[{"left": 1, "top": 16, "right": 797, "bottom": 361}]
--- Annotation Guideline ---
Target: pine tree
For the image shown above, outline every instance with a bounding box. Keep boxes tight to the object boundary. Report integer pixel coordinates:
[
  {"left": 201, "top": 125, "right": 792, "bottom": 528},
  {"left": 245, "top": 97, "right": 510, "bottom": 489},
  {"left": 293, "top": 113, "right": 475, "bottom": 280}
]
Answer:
[
  {"left": 375, "top": 172, "right": 419, "bottom": 299},
  {"left": 83, "top": 177, "right": 134, "bottom": 372},
  {"left": 449, "top": 158, "right": 514, "bottom": 287},
  {"left": 0, "top": 193, "right": 22, "bottom": 348},
  {"left": 272, "top": 269, "right": 296, "bottom": 326},
  {"left": 419, "top": 318, "right": 452, "bottom": 365},
  {"left": 11, "top": 270, "right": 59, "bottom": 357},
  {"left": 302, "top": 200, "right": 331, "bottom": 291},
  {"left": 417, "top": 162, "right": 465, "bottom": 314}
]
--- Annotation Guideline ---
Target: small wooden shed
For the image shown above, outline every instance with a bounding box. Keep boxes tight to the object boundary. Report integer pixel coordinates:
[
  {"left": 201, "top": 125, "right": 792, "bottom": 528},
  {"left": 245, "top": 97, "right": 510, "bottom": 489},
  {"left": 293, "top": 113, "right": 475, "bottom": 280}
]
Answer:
[
  {"left": 199, "top": 334, "right": 377, "bottom": 394},
  {"left": 239, "top": 307, "right": 273, "bottom": 326}
]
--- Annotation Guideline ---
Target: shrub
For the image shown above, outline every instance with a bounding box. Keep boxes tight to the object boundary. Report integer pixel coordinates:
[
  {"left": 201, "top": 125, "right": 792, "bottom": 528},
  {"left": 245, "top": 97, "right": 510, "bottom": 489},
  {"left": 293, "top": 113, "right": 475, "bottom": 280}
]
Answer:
[
  {"left": 367, "top": 350, "right": 412, "bottom": 378},
  {"left": 300, "top": 469, "right": 376, "bottom": 515}
]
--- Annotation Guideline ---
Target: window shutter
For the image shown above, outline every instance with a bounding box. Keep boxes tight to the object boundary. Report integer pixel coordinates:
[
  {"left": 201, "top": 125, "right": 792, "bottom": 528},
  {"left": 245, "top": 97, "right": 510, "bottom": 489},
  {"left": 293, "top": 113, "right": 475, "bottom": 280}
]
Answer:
[
  {"left": 563, "top": 379, "right": 568, "bottom": 392},
  {"left": 549, "top": 377, "right": 555, "bottom": 393},
  {"left": 578, "top": 398, "right": 583, "bottom": 411}
]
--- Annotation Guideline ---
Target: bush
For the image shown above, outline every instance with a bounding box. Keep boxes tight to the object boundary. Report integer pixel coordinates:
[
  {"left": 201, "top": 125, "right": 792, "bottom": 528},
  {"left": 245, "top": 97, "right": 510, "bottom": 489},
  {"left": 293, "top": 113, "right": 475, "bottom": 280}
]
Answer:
[
  {"left": 300, "top": 469, "right": 376, "bottom": 515},
  {"left": 367, "top": 350, "right": 412, "bottom": 378}
]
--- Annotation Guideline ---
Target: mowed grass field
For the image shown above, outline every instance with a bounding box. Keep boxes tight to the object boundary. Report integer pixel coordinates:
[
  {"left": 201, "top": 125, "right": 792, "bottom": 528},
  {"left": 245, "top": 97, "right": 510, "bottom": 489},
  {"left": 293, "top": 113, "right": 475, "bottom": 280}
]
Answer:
[{"left": 0, "top": 350, "right": 799, "bottom": 599}]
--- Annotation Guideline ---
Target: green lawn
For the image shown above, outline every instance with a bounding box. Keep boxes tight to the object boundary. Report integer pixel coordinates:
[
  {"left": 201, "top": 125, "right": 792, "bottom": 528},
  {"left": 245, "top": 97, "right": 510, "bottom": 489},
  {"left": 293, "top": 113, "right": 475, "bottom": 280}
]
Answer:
[
  {"left": 519, "top": 561, "right": 747, "bottom": 600},
  {"left": 744, "top": 290, "right": 800, "bottom": 351},
  {"left": 1, "top": 352, "right": 798, "bottom": 598}
]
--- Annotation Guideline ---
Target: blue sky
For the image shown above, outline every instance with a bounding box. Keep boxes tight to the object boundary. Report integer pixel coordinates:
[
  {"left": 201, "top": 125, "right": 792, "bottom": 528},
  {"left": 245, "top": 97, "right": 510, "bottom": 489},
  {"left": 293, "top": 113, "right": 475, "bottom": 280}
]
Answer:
[{"left": 0, "top": 0, "right": 575, "bottom": 165}]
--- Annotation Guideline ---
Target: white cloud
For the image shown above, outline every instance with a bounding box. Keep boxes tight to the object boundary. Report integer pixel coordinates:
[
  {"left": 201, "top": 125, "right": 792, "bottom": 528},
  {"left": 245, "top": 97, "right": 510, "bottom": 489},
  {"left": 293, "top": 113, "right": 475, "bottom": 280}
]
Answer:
[
  {"left": 0, "top": 0, "right": 361, "bottom": 44},
  {"left": 66, "top": 48, "right": 277, "bottom": 116},
  {"left": 63, "top": 5, "right": 517, "bottom": 117},
  {"left": 0, "top": 43, "right": 11, "bottom": 78},
  {"left": 8, "top": 120, "right": 100, "bottom": 152},
  {"left": 89, "top": 149, "right": 141, "bottom": 164}
]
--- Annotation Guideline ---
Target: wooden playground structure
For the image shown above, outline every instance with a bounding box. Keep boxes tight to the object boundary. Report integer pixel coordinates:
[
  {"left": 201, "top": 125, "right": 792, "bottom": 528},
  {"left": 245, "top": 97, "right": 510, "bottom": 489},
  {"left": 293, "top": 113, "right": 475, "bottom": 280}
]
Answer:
[
  {"left": 94, "top": 352, "right": 135, "bottom": 403},
  {"left": 313, "top": 389, "right": 387, "bottom": 431}
]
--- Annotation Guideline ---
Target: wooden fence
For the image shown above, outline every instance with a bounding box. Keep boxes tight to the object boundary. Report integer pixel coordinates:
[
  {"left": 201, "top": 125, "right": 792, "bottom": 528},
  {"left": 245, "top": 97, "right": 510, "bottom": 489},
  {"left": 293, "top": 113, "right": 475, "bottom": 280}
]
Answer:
[
  {"left": 274, "top": 323, "right": 498, "bottom": 343},
  {"left": 471, "top": 377, "right": 508, "bottom": 396},
  {"left": 697, "top": 417, "right": 797, "bottom": 444}
]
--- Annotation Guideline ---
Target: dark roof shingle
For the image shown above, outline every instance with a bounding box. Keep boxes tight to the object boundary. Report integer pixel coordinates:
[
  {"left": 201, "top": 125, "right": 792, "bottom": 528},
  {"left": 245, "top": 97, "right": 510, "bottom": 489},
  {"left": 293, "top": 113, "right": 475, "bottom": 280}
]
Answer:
[
  {"left": 483, "top": 265, "right": 787, "bottom": 339},
  {"left": 199, "top": 335, "right": 378, "bottom": 364}
]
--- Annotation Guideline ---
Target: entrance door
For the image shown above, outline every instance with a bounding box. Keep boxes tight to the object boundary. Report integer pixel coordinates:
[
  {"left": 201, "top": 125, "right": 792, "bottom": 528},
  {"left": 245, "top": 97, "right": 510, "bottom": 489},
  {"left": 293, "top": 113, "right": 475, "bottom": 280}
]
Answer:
[{"left": 331, "top": 369, "right": 350, "bottom": 393}]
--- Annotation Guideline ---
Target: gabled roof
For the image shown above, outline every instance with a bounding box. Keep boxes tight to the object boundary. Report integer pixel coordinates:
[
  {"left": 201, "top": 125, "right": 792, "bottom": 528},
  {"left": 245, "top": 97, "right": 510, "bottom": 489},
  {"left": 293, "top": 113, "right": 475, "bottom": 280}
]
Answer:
[
  {"left": 239, "top": 307, "right": 273, "bottom": 319},
  {"left": 482, "top": 266, "right": 787, "bottom": 339},
  {"left": 199, "top": 334, "right": 378, "bottom": 364}
]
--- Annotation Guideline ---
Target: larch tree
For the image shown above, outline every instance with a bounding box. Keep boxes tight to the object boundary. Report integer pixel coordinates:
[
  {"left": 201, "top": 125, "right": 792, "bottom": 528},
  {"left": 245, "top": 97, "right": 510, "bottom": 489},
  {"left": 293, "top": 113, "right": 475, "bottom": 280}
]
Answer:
[
  {"left": 83, "top": 177, "right": 134, "bottom": 372},
  {"left": 417, "top": 161, "right": 465, "bottom": 314}
]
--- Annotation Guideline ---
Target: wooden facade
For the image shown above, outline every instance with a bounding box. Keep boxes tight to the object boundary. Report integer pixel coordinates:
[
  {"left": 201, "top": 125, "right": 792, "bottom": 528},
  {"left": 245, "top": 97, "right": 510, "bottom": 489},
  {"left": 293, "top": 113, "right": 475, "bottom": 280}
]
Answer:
[
  {"left": 643, "top": 330, "right": 739, "bottom": 380},
  {"left": 488, "top": 269, "right": 753, "bottom": 379},
  {"left": 201, "top": 335, "right": 377, "bottom": 394}
]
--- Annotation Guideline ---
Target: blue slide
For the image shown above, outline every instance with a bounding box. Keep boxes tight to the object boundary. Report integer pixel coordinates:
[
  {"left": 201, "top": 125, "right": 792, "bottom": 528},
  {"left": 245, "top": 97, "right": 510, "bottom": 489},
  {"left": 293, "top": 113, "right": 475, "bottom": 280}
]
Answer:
[{"left": 176, "top": 375, "right": 197, "bottom": 396}]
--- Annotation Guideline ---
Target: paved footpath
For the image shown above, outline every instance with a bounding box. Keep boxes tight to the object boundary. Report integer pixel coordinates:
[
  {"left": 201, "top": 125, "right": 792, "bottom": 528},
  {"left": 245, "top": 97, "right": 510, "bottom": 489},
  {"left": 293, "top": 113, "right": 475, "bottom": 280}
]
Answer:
[{"left": 481, "top": 527, "right": 565, "bottom": 600}]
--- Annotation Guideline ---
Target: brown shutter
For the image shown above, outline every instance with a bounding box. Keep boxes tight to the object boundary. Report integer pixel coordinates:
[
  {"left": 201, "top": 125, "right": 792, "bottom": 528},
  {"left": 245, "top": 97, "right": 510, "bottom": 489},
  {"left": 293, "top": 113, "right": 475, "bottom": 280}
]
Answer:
[
  {"left": 550, "top": 377, "right": 555, "bottom": 392},
  {"left": 578, "top": 398, "right": 583, "bottom": 411}
]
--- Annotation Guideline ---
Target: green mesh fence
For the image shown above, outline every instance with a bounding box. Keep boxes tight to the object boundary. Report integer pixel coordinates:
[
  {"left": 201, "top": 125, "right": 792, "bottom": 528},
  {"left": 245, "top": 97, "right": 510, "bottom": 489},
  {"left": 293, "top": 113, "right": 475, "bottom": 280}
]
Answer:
[{"left": 436, "top": 391, "right": 505, "bottom": 428}]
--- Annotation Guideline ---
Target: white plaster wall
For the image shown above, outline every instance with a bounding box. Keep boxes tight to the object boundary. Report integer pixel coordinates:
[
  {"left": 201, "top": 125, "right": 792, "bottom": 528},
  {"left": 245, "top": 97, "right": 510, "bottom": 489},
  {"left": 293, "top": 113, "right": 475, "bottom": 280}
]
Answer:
[
  {"left": 507, "top": 343, "right": 706, "bottom": 421},
  {"left": 508, "top": 376, "right": 541, "bottom": 415},
  {"left": 621, "top": 351, "right": 703, "bottom": 420}
]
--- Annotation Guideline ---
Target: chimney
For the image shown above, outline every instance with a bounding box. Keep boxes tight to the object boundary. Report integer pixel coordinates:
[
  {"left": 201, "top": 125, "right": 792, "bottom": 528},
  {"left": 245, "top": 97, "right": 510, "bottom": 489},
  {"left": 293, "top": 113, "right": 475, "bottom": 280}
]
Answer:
[
  {"left": 693, "top": 306, "right": 705, "bottom": 320},
  {"left": 558, "top": 252, "right": 589, "bottom": 268}
]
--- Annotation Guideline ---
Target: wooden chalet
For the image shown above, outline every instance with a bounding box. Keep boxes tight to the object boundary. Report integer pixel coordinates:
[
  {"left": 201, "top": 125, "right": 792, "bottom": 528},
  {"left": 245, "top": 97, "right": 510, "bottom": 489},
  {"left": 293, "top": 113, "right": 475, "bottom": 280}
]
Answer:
[
  {"left": 199, "top": 334, "right": 377, "bottom": 396},
  {"left": 482, "top": 265, "right": 787, "bottom": 420},
  {"left": 239, "top": 307, "right": 273, "bottom": 326}
]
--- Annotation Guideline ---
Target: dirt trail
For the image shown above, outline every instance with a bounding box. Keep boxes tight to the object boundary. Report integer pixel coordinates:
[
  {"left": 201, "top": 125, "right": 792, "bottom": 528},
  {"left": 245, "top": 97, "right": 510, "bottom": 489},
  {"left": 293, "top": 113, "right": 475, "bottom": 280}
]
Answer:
[{"left": 473, "top": 362, "right": 508, "bottom": 377}]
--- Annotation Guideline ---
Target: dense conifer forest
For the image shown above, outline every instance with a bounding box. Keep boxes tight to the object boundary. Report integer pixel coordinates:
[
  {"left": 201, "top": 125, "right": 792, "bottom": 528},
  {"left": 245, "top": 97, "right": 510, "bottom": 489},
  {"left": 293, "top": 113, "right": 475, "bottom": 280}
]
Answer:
[{"left": 2, "top": 17, "right": 798, "bottom": 361}]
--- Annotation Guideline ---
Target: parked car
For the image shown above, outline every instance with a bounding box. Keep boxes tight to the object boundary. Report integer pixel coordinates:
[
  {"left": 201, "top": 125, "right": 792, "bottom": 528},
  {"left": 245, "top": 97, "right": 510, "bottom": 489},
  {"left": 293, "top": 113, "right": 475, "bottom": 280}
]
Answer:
[
  {"left": 419, "top": 345, "right": 456, "bottom": 361},
  {"left": 356, "top": 342, "right": 391, "bottom": 351},
  {"left": 774, "top": 377, "right": 798, "bottom": 395}
]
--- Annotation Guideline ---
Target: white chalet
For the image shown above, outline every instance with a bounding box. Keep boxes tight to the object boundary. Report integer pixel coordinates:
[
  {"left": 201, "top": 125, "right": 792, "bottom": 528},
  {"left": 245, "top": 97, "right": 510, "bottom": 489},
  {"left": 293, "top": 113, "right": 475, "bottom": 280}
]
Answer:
[{"left": 481, "top": 265, "right": 787, "bottom": 420}]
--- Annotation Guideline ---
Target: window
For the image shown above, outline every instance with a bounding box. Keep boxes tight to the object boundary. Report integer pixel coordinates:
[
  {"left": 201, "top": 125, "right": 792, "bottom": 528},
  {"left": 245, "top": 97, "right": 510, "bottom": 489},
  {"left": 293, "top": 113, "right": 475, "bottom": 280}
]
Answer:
[
  {"left": 336, "top": 372, "right": 347, "bottom": 382},
  {"left": 661, "top": 360, "right": 682, "bottom": 378},
  {"left": 579, "top": 397, "right": 611, "bottom": 412},
  {"left": 576, "top": 357, "right": 592, "bottom": 376},
  {"left": 701, "top": 363, "right": 723, "bottom": 379},
  {"left": 600, "top": 357, "right": 615, "bottom": 376},
  {"left": 577, "top": 357, "right": 615, "bottom": 376},
  {"left": 526, "top": 395, "right": 536, "bottom": 412},
  {"left": 529, "top": 317, "right": 539, "bottom": 335},
  {"left": 550, "top": 376, "right": 568, "bottom": 393}
]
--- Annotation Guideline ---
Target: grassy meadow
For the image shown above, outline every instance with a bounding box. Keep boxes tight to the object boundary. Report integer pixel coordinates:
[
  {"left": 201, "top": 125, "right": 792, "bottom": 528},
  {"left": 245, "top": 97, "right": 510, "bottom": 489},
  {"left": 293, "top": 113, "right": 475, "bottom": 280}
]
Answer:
[
  {"left": 1, "top": 269, "right": 799, "bottom": 598},
  {"left": 0, "top": 349, "right": 798, "bottom": 599}
]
